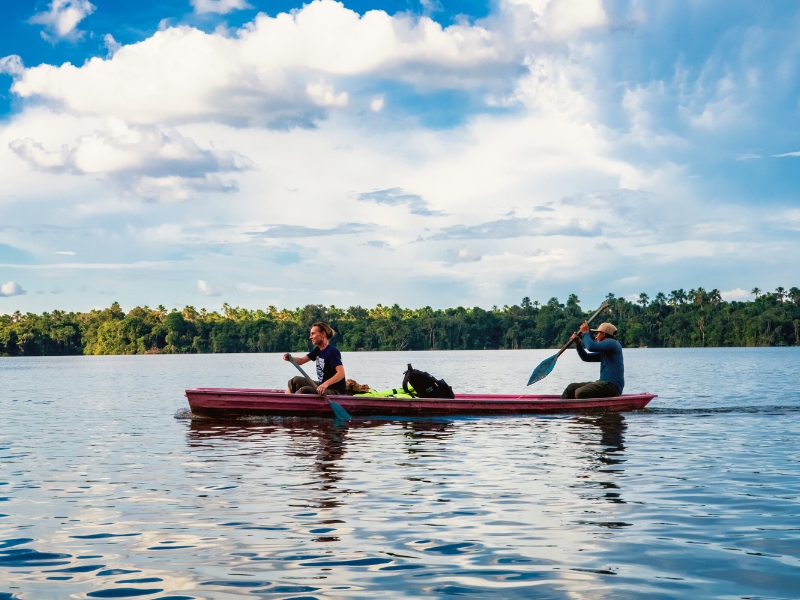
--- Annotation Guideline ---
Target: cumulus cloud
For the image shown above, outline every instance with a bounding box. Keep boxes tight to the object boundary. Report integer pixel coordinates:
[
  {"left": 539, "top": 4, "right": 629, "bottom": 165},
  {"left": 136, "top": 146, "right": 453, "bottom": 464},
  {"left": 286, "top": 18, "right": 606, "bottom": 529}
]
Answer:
[
  {"left": 0, "top": 281, "right": 26, "bottom": 297},
  {"left": 29, "top": 0, "right": 95, "bottom": 43},
  {"left": 103, "top": 34, "right": 122, "bottom": 57},
  {"left": 10, "top": 1, "right": 509, "bottom": 127},
  {"left": 721, "top": 287, "right": 752, "bottom": 301},
  {"left": 9, "top": 119, "right": 252, "bottom": 201},
  {"left": 197, "top": 280, "right": 221, "bottom": 296},
  {"left": 539, "top": 0, "right": 608, "bottom": 37},
  {"left": 191, "top": 0, "right": 252, "bottom": 14},
  {"left": 0, "top": 55, "right": 24, "bottom": 77},
  {"left": 358, "top": 188, "right": 444, "bottom": 216},
  {"left": 370, "top": 95, "right": 385, "bottom": 112},
  {"left": 3, "top": 2, "right": 799, "bottom": 311}
]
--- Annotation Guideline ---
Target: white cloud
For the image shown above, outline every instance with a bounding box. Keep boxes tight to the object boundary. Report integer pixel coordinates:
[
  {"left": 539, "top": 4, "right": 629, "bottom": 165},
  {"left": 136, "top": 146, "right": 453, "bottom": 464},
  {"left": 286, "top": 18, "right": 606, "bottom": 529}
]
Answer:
[
  {"left": 774, "top": 151, "right": 800, "bottom": 157},
  {"left": 543, "top": 0, "right": 607, "bottom": 36},
  {"left": 197, "top": 280, "right": 222, "bottom": 296},
  {"left": 305, "top": 81, "right": 348, "bottom": 107},
  {"left": 2, "top": 2, "right": 799, "bottom": 312},
  {"left": 370, "top": 95, "right": 385, "bottom": 112},
  {"left": 191, "top": 0, "right": 252, "bottom": 14},
  {"left": 11, "top": 1, "right": 508, "bottom": 127},
  {"left": 448, "top": 246, "right": 482, "bottom": 262},
  {"left": 55, "top": 251, "right": 76, "bottom": 255},
  {"left": 0, "top": 55, "right": 24, "bottom": 77},
  {"left": 0, "top": 282, "right": 26, "bottom": 297},
  {"left": 8, "top": 119, "right": 252, "bottom": 201},
  {"left": 103, "top": 34, "right": 122, "bottom": 57},
  {"left": 721, "top": 287, "right": 752, "bottom": 301},
  {"left": 29, "top": 0, "right": 95, "bottom": 43}
]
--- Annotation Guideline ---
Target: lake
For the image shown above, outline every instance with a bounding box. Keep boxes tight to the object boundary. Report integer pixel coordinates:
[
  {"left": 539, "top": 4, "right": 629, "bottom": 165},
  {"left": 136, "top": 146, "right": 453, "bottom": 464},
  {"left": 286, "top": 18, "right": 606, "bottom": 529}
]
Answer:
[{"left": 2, "top": 348, "right": 800, "bottom": 598}]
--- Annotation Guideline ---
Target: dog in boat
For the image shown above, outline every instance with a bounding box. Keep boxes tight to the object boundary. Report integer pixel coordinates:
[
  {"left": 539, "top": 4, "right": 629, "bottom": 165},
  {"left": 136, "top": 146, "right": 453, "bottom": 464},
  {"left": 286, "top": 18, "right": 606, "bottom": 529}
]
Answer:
[{"left": 346, "top": 379, "right": 370, "bottom": 394}]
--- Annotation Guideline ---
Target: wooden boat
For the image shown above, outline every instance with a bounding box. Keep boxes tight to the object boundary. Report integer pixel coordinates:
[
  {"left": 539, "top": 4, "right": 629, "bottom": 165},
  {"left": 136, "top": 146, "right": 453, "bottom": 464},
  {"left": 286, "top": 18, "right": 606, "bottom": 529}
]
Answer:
[{"left": 185, "top": 388, "right": 656, "bottom": 418}]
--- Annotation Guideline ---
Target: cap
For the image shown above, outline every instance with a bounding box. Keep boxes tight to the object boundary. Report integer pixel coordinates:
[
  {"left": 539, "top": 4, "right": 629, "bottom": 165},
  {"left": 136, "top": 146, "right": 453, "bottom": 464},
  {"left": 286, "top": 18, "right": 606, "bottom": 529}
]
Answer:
[{"left": 591, "top": 322, "right": 617, "bottom": 336}]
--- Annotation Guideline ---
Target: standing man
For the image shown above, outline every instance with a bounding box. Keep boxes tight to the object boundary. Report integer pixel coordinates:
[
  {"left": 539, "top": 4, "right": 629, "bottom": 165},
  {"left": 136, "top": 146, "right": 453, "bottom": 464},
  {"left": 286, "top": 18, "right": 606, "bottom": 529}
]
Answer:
[
  {"left": 284, "top": 322, "right": 346, "bottom": 395},
  {"left": 562, "top": 321, "right": 624, "bottom": 399}
]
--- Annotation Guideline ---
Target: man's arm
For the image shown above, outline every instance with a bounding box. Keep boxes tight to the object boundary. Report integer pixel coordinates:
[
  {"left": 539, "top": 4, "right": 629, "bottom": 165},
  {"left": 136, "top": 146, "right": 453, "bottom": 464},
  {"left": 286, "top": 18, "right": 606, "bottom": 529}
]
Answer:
[
  {"left": 582, "top": 337, "right": 618, "bottom": 352},
  {"left": 283, "top": 353, "right": 311, "bottom": 365},
  {"left": 569, "top": 327, "right": 600, "bottom": 363},
  {"left": 317, "top": 365, "right": 345, "bottom": 394},
  {"left": 575, "top": 339, "right": 601, "bottom": 363}
]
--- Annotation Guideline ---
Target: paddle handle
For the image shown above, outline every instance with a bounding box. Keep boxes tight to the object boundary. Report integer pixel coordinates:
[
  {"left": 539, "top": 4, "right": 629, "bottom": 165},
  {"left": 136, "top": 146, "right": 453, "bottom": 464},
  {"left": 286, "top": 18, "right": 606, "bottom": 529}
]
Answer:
[
  {"left": 554, "top": 301, "right": 610, "bottom": 359},
  {"left": 288, "top": 356, "right": 318, "bottom": 388}
]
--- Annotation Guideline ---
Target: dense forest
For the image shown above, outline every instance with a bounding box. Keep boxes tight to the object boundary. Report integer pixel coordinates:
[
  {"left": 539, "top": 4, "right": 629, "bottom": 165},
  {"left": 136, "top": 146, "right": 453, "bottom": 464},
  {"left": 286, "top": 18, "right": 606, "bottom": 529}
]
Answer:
[{"left": 1, "top": 287, "right": 799, "bottom": 356}]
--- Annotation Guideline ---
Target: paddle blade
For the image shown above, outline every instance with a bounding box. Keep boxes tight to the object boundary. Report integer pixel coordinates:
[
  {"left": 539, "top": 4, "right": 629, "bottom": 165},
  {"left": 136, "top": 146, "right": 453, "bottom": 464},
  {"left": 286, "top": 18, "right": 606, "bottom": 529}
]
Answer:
[
  {"left": 527, "top": 354, "right": 557, "bottom": 386},
  {"left": 328, "top": 399, "right": 352, "bottom": 421}
]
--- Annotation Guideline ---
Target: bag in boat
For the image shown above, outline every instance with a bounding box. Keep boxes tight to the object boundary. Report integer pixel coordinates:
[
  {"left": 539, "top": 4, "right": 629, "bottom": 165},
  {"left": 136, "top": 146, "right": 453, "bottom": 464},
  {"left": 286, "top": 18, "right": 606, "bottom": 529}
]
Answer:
[{"left": 403, "top": 363, "right": 455, "bottom": 399}]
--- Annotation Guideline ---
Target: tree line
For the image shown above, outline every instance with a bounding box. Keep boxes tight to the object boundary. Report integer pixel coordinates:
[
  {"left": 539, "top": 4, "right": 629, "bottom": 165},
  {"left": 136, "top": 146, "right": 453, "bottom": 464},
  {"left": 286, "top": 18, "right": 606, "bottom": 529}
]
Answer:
[{"left": 1, "top": 286, "right": 799, "bottom": 356}]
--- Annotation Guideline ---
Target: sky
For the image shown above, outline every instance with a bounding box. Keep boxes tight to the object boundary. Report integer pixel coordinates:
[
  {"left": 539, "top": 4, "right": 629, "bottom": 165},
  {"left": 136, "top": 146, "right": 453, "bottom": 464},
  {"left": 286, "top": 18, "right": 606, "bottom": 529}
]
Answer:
[{"left": 0, "top": 0, "right": 799, "bottom": 314}]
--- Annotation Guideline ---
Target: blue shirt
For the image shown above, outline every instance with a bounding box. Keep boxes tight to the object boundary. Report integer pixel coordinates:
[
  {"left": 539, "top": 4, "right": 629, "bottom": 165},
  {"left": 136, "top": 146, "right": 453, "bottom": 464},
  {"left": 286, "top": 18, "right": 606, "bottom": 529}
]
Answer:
[
  {"left": 306, "top": 344, "right": 346, "bottom": 394},
  {"left": 575, "top": 333, "right": 625, "bottom": 393}
]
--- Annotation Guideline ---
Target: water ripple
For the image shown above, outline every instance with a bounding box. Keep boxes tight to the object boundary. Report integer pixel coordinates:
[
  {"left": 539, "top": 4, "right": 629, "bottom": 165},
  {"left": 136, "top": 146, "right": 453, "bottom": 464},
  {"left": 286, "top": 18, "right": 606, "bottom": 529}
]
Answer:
[{"left": 2, "top": 350, "right": 800, "bottom": 598}]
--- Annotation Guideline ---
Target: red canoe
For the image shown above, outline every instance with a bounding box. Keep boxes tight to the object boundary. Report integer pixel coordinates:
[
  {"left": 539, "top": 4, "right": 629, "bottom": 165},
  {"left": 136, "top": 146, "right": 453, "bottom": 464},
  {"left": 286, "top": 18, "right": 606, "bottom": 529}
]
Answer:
[{"left": 185, "top": 388, "right": 657, "bottom": 418}]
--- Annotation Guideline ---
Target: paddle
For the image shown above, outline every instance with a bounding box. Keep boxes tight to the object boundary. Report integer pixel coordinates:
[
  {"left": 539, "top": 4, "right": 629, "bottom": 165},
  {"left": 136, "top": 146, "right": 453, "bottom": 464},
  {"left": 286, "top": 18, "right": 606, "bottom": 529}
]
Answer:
[
  {"left": 526, "top": 301, "right": 610, "bottom": 386},
  {"left": 287, "top": 355, "right": 352, "bottom": 421}
]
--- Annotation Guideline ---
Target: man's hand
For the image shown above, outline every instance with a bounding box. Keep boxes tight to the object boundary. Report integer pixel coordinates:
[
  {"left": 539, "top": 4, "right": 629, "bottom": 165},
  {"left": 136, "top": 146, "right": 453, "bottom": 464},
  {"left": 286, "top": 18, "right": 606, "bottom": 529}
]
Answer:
[
  {"left": 569, "top": 332, "right": 581, "bottom": 344},
  {"left": 579, "top": 321, "right": 590, "bottom": 334},
  {"left": 283, "top": 353, "right": 291, "bottom": 361},
  {"left": 316, "top": 383, "right": 327, "bottom": 395}
]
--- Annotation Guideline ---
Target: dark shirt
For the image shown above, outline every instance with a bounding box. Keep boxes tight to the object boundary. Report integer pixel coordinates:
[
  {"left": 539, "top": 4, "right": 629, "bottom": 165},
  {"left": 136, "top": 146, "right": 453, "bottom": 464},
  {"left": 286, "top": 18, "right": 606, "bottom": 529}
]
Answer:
[
  {"left": 575, "top": 333, "right": 625, "bottom": 393},
  {"left": 307, "top": 344, "right": 346, "bottom": 394}
]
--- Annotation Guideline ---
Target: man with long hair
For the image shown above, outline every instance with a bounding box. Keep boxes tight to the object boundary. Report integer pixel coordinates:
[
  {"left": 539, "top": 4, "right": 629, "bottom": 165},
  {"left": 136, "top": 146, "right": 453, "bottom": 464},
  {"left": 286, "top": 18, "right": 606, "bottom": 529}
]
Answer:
[{"left": 283, "top": 322, "right": 346, "bottom": 395}]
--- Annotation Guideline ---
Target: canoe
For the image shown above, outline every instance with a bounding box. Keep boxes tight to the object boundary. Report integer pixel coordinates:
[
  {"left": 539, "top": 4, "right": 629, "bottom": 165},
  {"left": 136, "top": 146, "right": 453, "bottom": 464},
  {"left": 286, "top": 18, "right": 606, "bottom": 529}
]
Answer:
[{"left": 185, "top": 388, "right": 657, "bottom": 418}]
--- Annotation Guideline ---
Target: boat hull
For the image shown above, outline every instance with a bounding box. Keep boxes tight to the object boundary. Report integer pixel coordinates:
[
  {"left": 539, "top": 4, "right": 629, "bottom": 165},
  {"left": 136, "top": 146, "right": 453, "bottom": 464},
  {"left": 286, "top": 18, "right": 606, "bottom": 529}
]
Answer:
[{"left": 185, "top": 388, "right": 656, "bottom": 418}]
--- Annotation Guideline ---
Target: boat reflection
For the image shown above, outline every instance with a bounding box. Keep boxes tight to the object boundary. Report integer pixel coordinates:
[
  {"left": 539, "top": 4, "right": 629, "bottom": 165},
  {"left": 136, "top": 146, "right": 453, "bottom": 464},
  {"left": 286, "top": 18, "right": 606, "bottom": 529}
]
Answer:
[{"left": 569, "top": 413, "right": 628, "bottom": 505}]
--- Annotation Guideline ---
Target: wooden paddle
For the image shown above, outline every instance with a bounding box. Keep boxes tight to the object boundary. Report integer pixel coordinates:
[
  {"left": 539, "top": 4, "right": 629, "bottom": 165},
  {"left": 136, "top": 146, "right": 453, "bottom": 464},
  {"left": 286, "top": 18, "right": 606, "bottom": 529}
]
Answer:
[
  {"left": 526, "top": 301, "right": 610, "bottom": 386},
  {"left": 287, "top": 355, "right": 352, "bottom": 421}
]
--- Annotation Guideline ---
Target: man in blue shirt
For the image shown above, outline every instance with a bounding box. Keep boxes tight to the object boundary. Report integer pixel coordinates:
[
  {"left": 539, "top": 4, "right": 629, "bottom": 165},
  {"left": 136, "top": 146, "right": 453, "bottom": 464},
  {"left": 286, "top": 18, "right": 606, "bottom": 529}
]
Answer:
[
  {"left": 283, "top": 322, "right": 347, "bottom": 395},
  {"left": 562, "top": 321, "right": 624, "bottom": 399}
]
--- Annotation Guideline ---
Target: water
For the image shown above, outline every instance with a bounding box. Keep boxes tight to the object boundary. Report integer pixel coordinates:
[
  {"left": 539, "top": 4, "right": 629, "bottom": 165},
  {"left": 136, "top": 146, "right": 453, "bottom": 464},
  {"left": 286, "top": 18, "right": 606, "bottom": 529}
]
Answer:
[{"left": 1, "top": 348, "right": 800, "bottom": 598}]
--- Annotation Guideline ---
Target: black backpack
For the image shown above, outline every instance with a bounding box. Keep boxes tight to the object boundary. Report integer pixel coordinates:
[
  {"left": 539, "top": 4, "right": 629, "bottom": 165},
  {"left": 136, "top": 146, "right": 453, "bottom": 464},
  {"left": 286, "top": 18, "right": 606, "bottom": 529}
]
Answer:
[{"left": 403, "top": 363, "right": 455, "bottom": 399}]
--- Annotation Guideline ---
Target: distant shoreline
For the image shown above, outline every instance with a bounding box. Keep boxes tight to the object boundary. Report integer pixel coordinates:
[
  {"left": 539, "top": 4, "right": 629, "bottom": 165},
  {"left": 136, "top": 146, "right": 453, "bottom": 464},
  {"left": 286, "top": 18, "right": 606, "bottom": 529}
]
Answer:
[{"left": 2, "top": 288, "right": 798, "bottom": 356}]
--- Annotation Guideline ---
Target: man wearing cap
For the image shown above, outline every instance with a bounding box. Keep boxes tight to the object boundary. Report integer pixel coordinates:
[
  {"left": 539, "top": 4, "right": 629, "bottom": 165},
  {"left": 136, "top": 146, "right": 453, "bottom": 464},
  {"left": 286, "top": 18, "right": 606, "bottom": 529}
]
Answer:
[{"left": 561, "top": 321, "right": 624, "bottom": 399}]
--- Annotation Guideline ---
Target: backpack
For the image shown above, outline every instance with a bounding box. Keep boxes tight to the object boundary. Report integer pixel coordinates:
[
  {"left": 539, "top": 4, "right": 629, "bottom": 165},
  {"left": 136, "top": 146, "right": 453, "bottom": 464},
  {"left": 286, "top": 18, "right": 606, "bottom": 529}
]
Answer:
[{"left": 403, "top": 364, "right": 455, "bottom": 399}]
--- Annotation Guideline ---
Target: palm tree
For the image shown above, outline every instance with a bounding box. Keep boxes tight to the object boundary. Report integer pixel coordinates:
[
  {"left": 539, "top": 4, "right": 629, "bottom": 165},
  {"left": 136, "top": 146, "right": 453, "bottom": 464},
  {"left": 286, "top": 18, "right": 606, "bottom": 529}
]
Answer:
[
  {"left": 789, "top": 287, "right": 800, "bottom": 306},
  {"left": 655, "top": 292, "right": 667, "bottom": 305},
  {"left": 751, "top": 287, "right": 761, "bottom": 299},
  {"left": 567, "top": 294, "right": 580, "bottom": 307},
  {"left": 775, "top": 286, "right": 786, "bottom": 302},
  {"left": 709, "top": 289, "right": 722, "bottom": 306},
  {"left": 668, "top": 290, "right": 679, "bottom": 308},
  {"left": 694, "top": 287, "right": 707, "bottom": 306},
  {"left": 638, "top": 293, "right": 649, "bottom": 308}
]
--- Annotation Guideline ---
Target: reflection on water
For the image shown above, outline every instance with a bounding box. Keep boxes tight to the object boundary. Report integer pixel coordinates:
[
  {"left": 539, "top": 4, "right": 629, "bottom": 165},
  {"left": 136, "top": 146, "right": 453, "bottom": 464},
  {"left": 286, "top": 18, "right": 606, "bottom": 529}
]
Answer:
[{"left": 2, "top": 351, "right": 800, "bottom": 598}]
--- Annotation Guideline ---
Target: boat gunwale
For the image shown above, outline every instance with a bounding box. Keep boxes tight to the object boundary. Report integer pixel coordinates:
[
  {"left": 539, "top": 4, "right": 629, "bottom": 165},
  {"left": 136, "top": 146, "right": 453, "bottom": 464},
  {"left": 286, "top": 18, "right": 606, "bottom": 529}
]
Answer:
[{"left": 186, "top": 387, "right": 656, "bottom": 404}]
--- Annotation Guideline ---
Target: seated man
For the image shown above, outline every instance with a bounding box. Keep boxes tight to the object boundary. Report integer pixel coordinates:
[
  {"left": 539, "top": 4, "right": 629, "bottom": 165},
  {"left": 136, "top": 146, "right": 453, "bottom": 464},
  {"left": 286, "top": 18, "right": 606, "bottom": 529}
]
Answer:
[
  {"left": 562, "top": 321, "right": 624, "bottom": 399},
  {"left": 283, "top": 322, "right": 346, "bottom": 395}
]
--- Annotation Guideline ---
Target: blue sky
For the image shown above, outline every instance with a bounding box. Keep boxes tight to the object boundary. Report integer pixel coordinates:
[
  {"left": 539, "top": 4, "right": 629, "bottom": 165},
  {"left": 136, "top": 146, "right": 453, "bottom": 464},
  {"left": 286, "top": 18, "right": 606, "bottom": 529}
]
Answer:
[{"left": 1, "top": 0, "right": 799, "bottom": 313}]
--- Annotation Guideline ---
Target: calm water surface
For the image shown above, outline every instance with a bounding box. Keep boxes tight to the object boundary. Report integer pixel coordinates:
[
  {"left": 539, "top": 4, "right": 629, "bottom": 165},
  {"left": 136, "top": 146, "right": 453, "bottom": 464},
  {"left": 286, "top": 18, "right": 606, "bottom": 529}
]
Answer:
[{"left": 1, "top": 349, "right": 800, "bottom": 598}]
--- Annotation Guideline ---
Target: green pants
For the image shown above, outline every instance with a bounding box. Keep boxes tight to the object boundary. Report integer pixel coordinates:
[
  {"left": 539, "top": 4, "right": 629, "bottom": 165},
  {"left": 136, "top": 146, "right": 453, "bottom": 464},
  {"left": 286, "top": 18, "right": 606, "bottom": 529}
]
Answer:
[
  {"left": 288, "top": 376, "right": 342, "bottom": 395},
  {"left": 561, "top": 380, "right": 621, "bottom": 400}
]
